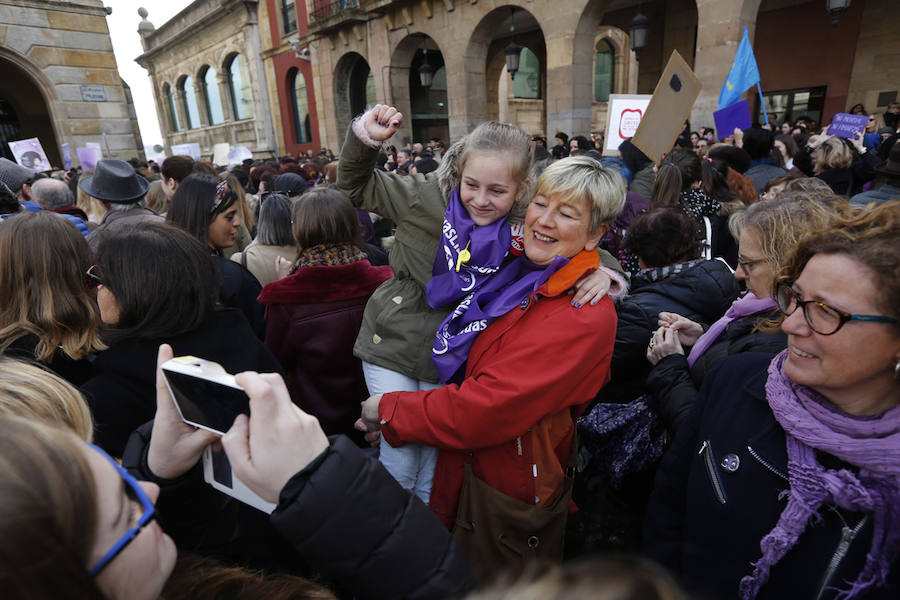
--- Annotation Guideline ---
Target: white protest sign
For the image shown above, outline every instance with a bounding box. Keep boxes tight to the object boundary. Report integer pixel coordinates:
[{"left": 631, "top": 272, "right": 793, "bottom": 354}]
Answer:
[
  {"left": 602, "top": 95, "right": 652, "bottom": 157},
  {"left": 213, "top": 143, "right": 230, "bottom": 166},
  {"left": 171, "top": 143, "right": 202, "bottom": 160},
  {"left": 227, "top": 146, "right": 252, "bottom": 166}
]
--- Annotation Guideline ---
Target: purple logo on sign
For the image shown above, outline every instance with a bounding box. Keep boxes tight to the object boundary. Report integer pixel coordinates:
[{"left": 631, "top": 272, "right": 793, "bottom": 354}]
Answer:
[{"left": 827, "top": 113, "right": 869, "bottom": 140}]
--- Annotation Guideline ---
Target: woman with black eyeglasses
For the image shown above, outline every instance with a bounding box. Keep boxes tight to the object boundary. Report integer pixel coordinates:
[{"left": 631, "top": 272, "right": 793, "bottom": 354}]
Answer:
[
  {"left": 644, "top": 200, "right": 900, "bottom": 600},
  {"left": 80, "top": 222, "right": 280, "bottom": 457},
  {"left": 643, "top": 194, "right": 839, "bottom": 435}
]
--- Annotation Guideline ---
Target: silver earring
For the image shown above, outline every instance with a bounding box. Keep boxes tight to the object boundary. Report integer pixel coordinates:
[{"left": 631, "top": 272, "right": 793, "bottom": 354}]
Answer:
[{"left": 895, "top": 360, "right": 900, "bottom": 381}]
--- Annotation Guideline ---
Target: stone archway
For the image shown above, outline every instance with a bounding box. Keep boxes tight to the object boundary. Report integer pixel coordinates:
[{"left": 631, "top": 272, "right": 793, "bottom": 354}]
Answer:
[
  {"left": 389, "top": 34, "right": 448, "bottom": 146},
  {"left": 0, "top": 52, "right": 62, "bottom": 166},
  {"left": 464, "top": 5, "right": 546, "bottom": 138},
  {"left": 334, "top": 52, "right": 374, "bottom": 140}
]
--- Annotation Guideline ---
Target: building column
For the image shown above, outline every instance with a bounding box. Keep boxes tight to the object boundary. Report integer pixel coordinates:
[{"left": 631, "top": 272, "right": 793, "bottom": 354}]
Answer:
[
  {"left": 243, "top": 4, "right": 278, "bottom": 155},
  {"left": 174, "top": 89, "right": 191, "bottom": 131},
  {"left": 216, "top": 72, "right": 235, "bottom": 122},
  {"left": 193, "top": 80, "right": 210, "bottom": 127},
  {"left": 691, "top": 0, "right": 762, "bottom": 131}
]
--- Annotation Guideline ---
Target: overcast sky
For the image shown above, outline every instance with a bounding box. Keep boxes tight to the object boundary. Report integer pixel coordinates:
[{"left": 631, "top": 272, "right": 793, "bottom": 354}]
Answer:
[{"left": 106, "top": 0, "right": 193, "bottom": 149}]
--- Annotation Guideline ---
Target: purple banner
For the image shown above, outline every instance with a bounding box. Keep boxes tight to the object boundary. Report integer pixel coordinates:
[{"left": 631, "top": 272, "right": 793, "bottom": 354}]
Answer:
[
  {"left": 61, "top": 143, "right": 71, "bottom": 170},
  {"left": 713, "top": 99, "right": 752, "bottom": 141},
  {"left": 827, "top": 113, "right": 869, "bottom": 139}
]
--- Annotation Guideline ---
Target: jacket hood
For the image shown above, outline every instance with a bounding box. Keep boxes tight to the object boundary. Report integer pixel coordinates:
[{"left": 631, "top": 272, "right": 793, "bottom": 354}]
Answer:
[{"left": 258, "top": 260, "right": 392, "bottom": 305}]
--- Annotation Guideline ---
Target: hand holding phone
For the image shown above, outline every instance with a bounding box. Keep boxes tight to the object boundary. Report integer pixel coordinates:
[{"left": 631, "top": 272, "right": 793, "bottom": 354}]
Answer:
[
  {"left": 222, "top": 371, "right": 329, "bottom": 505},
  {"left": 148, "top": 344, "right": 219, "bottom": 480}
]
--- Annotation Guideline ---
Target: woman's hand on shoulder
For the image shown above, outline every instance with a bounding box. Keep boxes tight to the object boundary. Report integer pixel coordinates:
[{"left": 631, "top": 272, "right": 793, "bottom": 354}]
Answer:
[
  {"left": 657, "top": 312, "right": 704, "bottom": 346},
  {"left": 647, "top": 326, "right": 684, "bottom": 365},
  {"left": 571, "top": 268, "right": 611, "bottom": 307},
  {"left": 147, "top": 344, "right": 219, "bottom": 480},
  {"left": 362, "top": 105, "right": 403, "bottom": 144},
  {"left": 222, "top": 371, "right": 329, "bottom": 504}
]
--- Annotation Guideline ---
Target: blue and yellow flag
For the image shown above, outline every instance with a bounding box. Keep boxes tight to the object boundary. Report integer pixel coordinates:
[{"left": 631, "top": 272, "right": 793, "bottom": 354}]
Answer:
[{"left": 718, "top": 27, "right": 760, "bottom": 109}]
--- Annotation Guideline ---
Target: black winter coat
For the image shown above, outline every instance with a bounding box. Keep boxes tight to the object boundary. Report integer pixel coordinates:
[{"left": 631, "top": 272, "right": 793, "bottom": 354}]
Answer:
[
  {"left": 645, "top": 309, "right": 786, "bottom": 433},
  {"left": 643, "top": 353, "right": 900, "bottom": 600},
  {"left": 123, "top": 427, "right": 476, "bottom": 600},
  {"left": 216, "top": 257, "right": 266, "bottom": 340},
  {"left": 81, "top": 309, "right": 281, "bottom": 457},
  {"left": 606, "top": 260, "right": 740, "bottom": 404}
]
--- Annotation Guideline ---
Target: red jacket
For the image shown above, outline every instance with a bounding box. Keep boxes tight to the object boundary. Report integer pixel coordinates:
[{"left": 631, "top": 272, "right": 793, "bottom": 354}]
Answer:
[
  {"left": 380, "top": 251, "right": 617, "bottom": 527},
  {"left": 260, "top": 260, "right": 392, "bottom": 444}
]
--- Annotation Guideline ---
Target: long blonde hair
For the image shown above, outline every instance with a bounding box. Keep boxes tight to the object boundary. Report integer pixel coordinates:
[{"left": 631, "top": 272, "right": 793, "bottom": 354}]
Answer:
[{"left": 0, "top": 212, "right": 106, "bottom": 361}]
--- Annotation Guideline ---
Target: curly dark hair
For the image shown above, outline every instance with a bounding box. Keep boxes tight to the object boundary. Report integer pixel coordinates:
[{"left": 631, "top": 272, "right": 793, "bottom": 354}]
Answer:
[{"left": 624, "top": 208, "right": 704, "bottom": 267}]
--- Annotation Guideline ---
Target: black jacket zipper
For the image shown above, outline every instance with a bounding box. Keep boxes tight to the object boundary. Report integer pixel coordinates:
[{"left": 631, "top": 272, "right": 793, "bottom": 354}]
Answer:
[
  {"left": 699, "top": 440, "right": 727, "bottom": 504},
  {"left": 747, "top": 445, "right": 789, "bottom": 482},
  {"left": 815, "top": 515, "right": 868, "bottom": 600}
]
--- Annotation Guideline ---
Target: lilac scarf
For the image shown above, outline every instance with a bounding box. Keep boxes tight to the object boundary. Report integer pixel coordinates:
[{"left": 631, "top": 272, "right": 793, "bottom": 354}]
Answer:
[
  {"left": 739, "top": 351, "right": 900, "bottom": 599},
  {"left": 425, "top": 189, "right": 512, "bottom": 309},
  {"left": 687, "top": 293, "right": 777, "bottom": 367},
  {"left": 432, "top": 255, "right": 569, "bottom": 382}
]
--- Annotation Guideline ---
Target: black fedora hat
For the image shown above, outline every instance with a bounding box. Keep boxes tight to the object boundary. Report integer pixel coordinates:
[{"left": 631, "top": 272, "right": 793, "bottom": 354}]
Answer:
[{"left": 78, "top": 159, "right": 149, "bottom": 203}]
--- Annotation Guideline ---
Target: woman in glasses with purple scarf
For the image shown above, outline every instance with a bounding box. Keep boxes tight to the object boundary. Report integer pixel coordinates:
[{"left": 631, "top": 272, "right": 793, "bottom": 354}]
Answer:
[
  {"left": 644, "top": 200, "right": 900, "bottom": 600},
  {"left": 643, "top": 193, "right": 839, "bottom": 435}
]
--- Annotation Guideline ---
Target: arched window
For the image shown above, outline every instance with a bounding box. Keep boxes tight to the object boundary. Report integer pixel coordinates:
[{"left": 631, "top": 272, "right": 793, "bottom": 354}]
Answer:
[
  {"left": 226, "top": 54, "right": 255, "bottom": 120},
  {"left": 180, "top": 76, "right": 201, "bottom": 129},
  {"left": 164, "top": 83, "right": 181, "bottom": 131},
  {"left": 201, "top": 67, "right": 225, "bottom": 125},
  {"left": 594, "top": 39, "right": 614, "bottom": 102},
  {"left": 513, "top": 48, "right": 540, "bottom": 99},
  {"left": 290, "top": 69, "right": 311, "bottom": 144}
]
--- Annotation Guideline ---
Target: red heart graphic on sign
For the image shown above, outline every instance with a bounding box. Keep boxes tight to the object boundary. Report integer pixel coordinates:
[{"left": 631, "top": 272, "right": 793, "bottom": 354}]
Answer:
[{"left": 619, "top": 108, "right": 643, "bottom": 140}]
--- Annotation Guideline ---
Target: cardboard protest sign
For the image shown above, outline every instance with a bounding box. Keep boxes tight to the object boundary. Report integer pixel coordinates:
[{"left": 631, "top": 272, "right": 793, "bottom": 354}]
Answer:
[
  {"left": 631, "top": 51, "right": 702, "bottom": 165},
  {"left": 8, "top": 138, "right": 50, "bottom": 171},
  {"left": 713, "top": 99, "right": 752, "bottom": 141},
  {"left": 76, "top": 146, "right": 103, "bottom": 170},
  {"left": 227, "top": 146, "right": 253, "bottom": 166},
  {"left": 61, "top": 143, "right": 72, "bottom": 170},
  {"left": 827, "top": 113, "right": 869, "bottom": 139},
  {"left": 171, "top": 143, "right": 202, "bottom": 160},
  {"left": 602, "top": 94, "right": 652, "bottom": 156},
  {"left": 213, "top": 143, "right": 231, "bottom": 166}
]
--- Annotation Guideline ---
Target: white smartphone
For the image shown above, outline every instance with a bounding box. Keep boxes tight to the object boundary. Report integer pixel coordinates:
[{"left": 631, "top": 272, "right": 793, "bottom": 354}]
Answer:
[{"left": 160, "top": 355, "right": 276, "bottom": 514}]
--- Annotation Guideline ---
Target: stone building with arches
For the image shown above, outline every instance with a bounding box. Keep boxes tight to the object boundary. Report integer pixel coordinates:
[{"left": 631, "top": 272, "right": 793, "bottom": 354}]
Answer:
[
  {"left": 290, "top": 0, "right": 897, "bottom": 152},
  {"left": 0, "top": 0, "right": 143, "bottom": 167},
  {"left": 136, "top": 0, "right": 278, "bottom": 158}
]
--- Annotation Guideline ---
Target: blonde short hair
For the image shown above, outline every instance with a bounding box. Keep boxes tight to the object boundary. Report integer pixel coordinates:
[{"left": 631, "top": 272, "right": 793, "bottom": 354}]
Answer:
[
  {"left": 814, "top": 136, "right": 853, "bottom": 172},
  {"left": 532, "top": 156, "right": 626, "bottom": 234},
  {"left": 0, "top": 358, "right": 93, "bottom": 441}
]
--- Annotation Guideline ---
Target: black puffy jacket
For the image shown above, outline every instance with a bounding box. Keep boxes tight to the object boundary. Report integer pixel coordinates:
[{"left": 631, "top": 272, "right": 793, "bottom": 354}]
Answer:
[{"left": 605, "top": 260, "right": 740, "bottom": 404}]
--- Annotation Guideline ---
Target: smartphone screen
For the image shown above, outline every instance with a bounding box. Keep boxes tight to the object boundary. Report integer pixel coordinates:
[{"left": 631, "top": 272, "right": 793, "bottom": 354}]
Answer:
[{"left": 162, "top": 369, "right": 249, "bottom": 435}]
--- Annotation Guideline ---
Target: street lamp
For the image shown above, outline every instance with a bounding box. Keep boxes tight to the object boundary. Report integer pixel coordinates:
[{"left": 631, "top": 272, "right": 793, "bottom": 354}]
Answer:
[
  {"left": 418, "top": 49, "right": 434, "bottom": 89},
  {"left": 630, "top": 10, "right": 649, "bottom": 60},
  {"left": 505, "top": 7, "right": 523, "bottom": 80},
  {"left": 826, "top": 0, "right": 851, "bottom": 27}
]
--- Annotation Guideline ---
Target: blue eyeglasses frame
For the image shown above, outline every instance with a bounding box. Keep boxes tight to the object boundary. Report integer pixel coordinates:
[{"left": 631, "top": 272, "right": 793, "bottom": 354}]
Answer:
[{"left": 86, "top": 443, "right": 156, "bottom": 576}]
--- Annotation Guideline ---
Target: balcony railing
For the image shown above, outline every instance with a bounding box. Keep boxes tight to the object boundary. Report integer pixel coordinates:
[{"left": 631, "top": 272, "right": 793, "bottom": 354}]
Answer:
[{"left": 310, "top": 0, "right": 365, "bottom": 24}]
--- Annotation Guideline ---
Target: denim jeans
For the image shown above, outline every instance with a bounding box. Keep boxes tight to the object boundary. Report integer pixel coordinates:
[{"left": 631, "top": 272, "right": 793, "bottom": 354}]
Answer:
[{"left": 362, "top": 361, "right": 441, "bottom": 504}]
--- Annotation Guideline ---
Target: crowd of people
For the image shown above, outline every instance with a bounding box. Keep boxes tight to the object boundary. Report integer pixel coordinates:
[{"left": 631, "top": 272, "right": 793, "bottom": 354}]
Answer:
[{"left": 0, "top": 97, "right": 897, "bottom": 600}]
